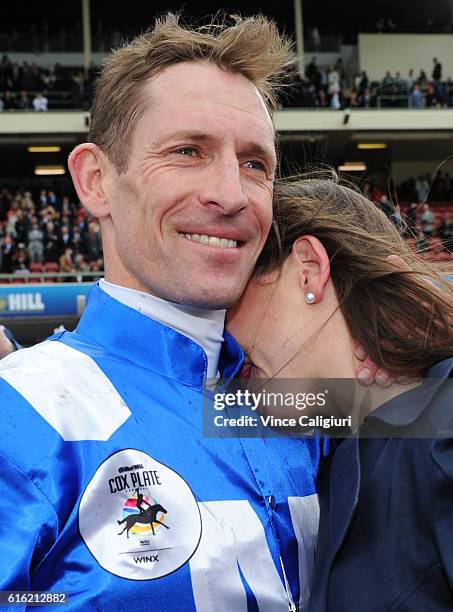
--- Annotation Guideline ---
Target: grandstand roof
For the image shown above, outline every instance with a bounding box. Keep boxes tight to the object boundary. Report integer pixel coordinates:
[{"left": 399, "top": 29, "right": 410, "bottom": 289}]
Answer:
[{"left": 3, "top": 0, "right": 448, "bottom": 37}]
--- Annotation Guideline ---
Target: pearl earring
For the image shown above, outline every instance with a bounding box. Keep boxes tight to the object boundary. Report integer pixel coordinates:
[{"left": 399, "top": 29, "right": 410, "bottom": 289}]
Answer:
[{"left": 305, "top": 292, "right": 316, "bottom": 304}]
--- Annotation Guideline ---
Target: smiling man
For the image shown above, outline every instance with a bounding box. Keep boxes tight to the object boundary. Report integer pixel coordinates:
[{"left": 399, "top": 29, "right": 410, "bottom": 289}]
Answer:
[
  {"left": 74, "top": 60, "right": 276, "bottom": 309},
  {"left": 0, "top": 15, "right": 322, "bottom": 611}
]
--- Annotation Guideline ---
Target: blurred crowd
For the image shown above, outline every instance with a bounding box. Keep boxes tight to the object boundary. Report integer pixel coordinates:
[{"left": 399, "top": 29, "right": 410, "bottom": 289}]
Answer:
[
  {"left": 288, "top": 57, "right": 348, "bottom": 109},
  {"left": 0, "top": 176, "right": 451, "bottom": 283},
  {"left": 397, "top": 171, "right": 453, "bottom": 203},
  {"left": 288, "top": 57, "right": 453, "bottom": 109},
  {"left": 1, "top": 52, "right": 452, "bottom": 112},
  {"left": 0, "top": 55, "right": 96, "bottom": 110},
  {"left": 361, "top": 179, "right": 453, "bottom": 259},
  {"left": 0, "top": 186, "right": 103, "bottom": 279}
]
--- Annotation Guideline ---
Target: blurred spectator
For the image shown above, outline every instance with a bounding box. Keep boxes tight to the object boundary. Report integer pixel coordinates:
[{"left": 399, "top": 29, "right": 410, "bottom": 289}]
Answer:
[
  {"left": 43, "top": 221, "right": 60, "bottom": 262},
  {"left": 32, "top": 92, "right": 48, "bottom": 111},
  {"left": 418, "top": 70, "right": 428, "bottom": 88},
  {"left": 14, "top": 208, "right": 30, "bottom": 243},
  {"left": 27, "top": 221, "right": 44, "bottom": 262},
  {"left": 38, "top": 189, "right": 46, "bottom": 207},
  {"left": 1, "top": 235, "right": 15, "bottom": 272},
  {"left": 61, "top": 195, "right": 77, "bottom": 222},
  {"left": 358, "top": 87, "right": 372, "bottom": 108},
  {"left": 327, "top": 66, "right": 341, "bottom": 96},
  {"left": 40, "top": 202, "right": 58, "bottom": 225},
  {"left": 432, "top": 57, "right": 442, "bottom": 81},
  {"left": 410, "top": 83, "right": 424, "bottom": 108},
  {"left": 22, "top": 191, "right": 34, "bottom": 212},
  {"left": 71, "top": 71, "right": 92, "bottom": 109},
  {"left": 74, "top": 252, "right": 90, "bottom": 281},
  {"left": 392, "top": 203, "right": 403, "bottom": 229},
  {"left": 83, "top": 221, "right": 102, "bottom": 262},
  {"left": 425, "top": 82, "right": 440, "bottom": 107},
  {"left": 330, "top": 91, "right": 341, "bottom": 109},
  {"left": 334, "top": 58, "right": 345, "bottom": 85},
  {"left": 435, "top": 79, "right": 446, "bottom": 106},
  {"left": 3, "top": 90, "right": 14, "bottom": 110},
  {"left": 382, "top": 70, "right": 393, "bottom": 89},
  {"left": 6, "top": 199, "right": 20, "bottom": 237},
  {"left": 306, "top": 57, "right": 319, "bottom": 83},
  {"left": 47, "top": 190, "right": 59, "bottom": 209},
  {"left": 405, "top": 69, "right": 415, "bottom": 89},
  {"left": 378, "top": 195, "right": 403, "bottom": 229},
  {"left": 420, "top": 203, "right": 436, "bottom": 237},
  {"left": 358, "top": 71, "right": 369, "bottom": 94},
  {"left": 72, "top": 223, "right": 83, "bottom": 255},
  {"left": 349, "top": 90, "right": 359, "bottom": 107},
  {"left": 415, "top": 175, "right": 430, "bottom": 202},
  {"left": 89, "top": 258, "right": 104, "bottom": 273},
  {"left": 437, "top": 214, "right": 453, "bottom": 251},
  {"left": 12, "top": 242, "right": 30, "bottom": 273},
  {"left": 59, "top": 247, "right": 74, "bottom": 275},
  {"left": 59, "top": 224, "right": 72, "bottom": 252},
  {"left": 16, "top": 90, "right": 30, "bottom": 110},
  {"left": 77, "top": 204, "right": 90, "bottom": 228},
  {"left": 431, "top": 171, "right": 447, "bottom": 200}
]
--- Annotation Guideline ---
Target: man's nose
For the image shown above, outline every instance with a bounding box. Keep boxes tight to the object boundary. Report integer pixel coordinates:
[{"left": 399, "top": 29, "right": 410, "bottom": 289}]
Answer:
[{"left": 198, "top": 157, "right": 247, "bottom": 215}]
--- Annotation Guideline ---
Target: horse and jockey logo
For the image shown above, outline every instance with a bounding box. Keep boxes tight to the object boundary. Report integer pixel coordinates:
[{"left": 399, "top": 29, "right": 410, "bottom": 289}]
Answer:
[
  {"left": 79, "top": 448, "right": 202, "bottom": 580},
  {"left": 117, "top": 489, "right": 170, "bottom": 538}
]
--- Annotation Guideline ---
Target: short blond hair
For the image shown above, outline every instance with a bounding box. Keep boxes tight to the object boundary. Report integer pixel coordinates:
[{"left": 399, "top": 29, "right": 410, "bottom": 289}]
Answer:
[{"left": 88, "top": 13, "right": 294, "bottom": 172}]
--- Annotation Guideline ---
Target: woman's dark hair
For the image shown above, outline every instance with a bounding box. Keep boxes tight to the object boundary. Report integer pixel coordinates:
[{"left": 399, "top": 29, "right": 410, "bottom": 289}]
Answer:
[{"left": 258, "top": 173, "right": 453, "bottom": 377}]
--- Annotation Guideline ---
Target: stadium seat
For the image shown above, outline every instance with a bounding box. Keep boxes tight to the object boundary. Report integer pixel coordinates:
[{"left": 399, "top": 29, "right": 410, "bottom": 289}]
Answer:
[
  {"left": 43, "top": 262, "right": 59, "bottom": 283},
  {"left": 29, "top": 263, "right": 44, "bottom": 283}
]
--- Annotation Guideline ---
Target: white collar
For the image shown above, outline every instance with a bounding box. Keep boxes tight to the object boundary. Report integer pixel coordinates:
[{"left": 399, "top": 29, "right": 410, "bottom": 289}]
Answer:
[{"left": 99, "top": 279, "right": 225, "bottom": 380}]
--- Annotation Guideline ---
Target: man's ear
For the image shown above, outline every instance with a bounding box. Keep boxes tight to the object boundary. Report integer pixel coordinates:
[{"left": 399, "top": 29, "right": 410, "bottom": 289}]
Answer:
[
  {"left": 291, "top": 235, "right": 331, "bottom": 303},
  {"left": 68, "top": 143, "right": 111, "bottom": 219}
]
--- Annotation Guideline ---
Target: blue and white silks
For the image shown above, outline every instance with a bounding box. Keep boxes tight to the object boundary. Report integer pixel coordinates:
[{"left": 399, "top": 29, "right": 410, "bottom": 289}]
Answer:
[{"left": 0, "top": 284, "right": 324, "bottom": 611}]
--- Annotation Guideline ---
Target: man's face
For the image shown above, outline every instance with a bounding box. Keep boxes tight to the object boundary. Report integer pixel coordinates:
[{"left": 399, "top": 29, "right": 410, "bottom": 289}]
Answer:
[{"left": 102, "top": 62, "right": 275, "bottom": 309}]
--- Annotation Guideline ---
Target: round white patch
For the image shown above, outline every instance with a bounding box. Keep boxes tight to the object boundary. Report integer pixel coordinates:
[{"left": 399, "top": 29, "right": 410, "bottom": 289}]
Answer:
[{"left": 79, "top": 449, "right": 202, "bottom": 580}]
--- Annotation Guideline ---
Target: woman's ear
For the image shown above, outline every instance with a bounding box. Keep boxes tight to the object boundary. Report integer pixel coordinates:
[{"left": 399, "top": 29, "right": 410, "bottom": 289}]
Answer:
[
  {"left": 68, "top": 143, "right": 111, "bottom": 219},
  {"left": 291, "top": 235, "right": 331, "bottom": 304},
  {"left": 386, "top": 254, "right": 411, "bottom": 272}
]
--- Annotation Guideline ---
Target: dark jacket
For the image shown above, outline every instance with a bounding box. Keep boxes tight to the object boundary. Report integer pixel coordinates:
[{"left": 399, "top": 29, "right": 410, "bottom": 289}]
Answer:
[{"left": 309, "top": 358, "right": 453, "bottom": 611}]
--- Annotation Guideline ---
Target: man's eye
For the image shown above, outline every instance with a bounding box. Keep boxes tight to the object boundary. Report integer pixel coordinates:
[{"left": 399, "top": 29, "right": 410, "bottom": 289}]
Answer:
[
  {"left": 242, "top": 160, "right": 266, "bottom": 172},
  {"left": 175, "top": 146, "right": 197, "bottom": 156}
]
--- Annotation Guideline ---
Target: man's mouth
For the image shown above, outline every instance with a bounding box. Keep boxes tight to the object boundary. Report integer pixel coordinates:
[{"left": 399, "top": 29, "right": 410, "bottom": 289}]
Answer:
[{"left": 179, "top": 233, "right": 238, "bottom": 249}]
